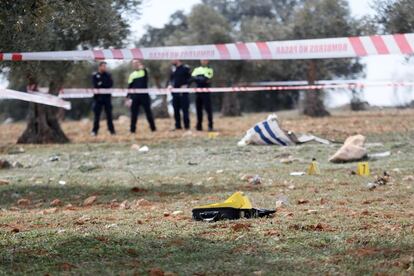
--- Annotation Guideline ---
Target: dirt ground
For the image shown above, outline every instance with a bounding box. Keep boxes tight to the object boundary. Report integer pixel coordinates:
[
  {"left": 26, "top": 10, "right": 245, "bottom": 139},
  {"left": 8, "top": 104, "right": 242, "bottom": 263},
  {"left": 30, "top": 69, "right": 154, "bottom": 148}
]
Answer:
[
  {"left": 2, "top": 109, "right": 414, "bottom": 145},
  {"left": 0, "top": 109, "right": 414, "bottom": 275}
]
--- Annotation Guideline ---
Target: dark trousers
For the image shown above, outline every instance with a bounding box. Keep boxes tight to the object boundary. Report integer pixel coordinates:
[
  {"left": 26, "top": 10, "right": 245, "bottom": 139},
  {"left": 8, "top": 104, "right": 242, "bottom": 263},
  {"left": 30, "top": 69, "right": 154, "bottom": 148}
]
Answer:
[
  {"left": 172, "top": 93, "right": 190, "bottom": 129},
  {"left": 93, "top": 95, "right": 115, "bottom": 134},
  {"left": 130, "top": 94, "right": 156, "bottom": 133},
  {"left": 196, "top": 93, "right": 213, "bottom": 130}
]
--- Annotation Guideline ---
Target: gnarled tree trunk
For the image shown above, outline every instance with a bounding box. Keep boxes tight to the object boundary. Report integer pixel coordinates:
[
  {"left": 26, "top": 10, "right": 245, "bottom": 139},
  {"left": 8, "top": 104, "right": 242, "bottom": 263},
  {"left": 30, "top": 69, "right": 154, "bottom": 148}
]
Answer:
[
  {"left": 18, "top": 78, "right": 69, "bottom": 144},
  {"left": 152, "top": 76, "right": 169, "bottom": 119},
  {"left": 303, "top": 60, "right": 330, "bottom": 117},
  {"left": 221, "top": 62, "right": 242, "bottom": 117},
  {"left": 221, "top": 93, "right": 241, "bottom": 116}
]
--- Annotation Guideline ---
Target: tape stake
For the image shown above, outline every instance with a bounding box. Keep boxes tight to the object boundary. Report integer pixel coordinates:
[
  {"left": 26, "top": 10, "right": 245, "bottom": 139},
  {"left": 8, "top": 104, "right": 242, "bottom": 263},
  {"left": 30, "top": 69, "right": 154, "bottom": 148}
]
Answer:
[{"left": 0, "top": 53, "right": 3, "bottom": 61}]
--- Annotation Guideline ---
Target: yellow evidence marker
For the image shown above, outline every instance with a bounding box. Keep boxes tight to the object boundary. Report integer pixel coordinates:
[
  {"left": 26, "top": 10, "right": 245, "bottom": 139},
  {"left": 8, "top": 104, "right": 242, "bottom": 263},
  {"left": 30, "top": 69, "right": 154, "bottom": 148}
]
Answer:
[
  {"left": 307, "top": 159, "right": 321, "bottom": 175},
  {"left": 208, "top": 132, "right": 219, "bottom": 139},
  {"left": 357, "top": 162, "right": 370, "bottom": 176}
]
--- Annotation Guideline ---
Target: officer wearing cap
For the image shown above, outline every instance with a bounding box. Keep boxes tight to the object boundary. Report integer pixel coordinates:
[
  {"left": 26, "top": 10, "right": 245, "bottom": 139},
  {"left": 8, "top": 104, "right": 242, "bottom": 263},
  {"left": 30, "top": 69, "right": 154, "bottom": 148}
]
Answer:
[
  {"left": 191, "top": 60, "right": 214, "bottom": 131},
  {"left": 127, "top": 60, "right": 156, "bottom": 134},
  {"left": 91, "top": 61, "right": 116, "bottom": 136}
]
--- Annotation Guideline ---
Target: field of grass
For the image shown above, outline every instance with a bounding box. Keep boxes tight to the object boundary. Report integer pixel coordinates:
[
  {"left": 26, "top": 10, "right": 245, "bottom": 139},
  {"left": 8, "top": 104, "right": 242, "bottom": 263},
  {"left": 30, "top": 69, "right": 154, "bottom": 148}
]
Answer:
[{"left": 1, "top": 110, "right": 414, "bottom": 275}]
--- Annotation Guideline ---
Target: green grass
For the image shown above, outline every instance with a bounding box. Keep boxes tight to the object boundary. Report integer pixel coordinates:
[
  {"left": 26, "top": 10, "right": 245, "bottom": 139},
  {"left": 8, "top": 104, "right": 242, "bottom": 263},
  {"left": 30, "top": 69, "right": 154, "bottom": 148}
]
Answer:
[{"left": 1, "top": 133, "right": 414, "bottom": 275}]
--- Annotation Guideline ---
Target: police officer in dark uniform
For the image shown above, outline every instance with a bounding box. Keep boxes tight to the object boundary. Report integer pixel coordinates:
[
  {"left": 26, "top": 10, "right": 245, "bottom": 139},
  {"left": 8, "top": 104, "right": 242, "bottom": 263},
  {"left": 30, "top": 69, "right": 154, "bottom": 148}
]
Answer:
[
  {"left": 127, "top": 60, "right": 156, "bottom": 133},
  {"left": 169, "top": 60, "right": 191, "bottom": 130},
  {"left": 91, "top": 61, "right": 116, "bottom": 136},
  {"left": 191, "top": 60, "right": 214, "bottom": 131}
]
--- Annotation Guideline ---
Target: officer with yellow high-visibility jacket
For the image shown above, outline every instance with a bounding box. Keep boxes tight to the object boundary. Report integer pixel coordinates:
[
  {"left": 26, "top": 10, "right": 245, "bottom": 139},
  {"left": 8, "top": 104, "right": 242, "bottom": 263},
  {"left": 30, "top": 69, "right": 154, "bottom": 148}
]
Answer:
[
  {"left": 191, "top": 60, "right": 214, "bottom": 131},
  {"left": 127, "top": 60, "right": 156, "bottom": 134}
]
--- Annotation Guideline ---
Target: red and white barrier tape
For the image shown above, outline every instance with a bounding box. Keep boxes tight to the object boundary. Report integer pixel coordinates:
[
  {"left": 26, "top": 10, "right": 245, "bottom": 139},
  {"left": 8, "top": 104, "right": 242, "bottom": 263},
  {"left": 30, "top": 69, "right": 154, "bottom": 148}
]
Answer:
[
  {"left": 1, "top": 33, "right": 413, "bottom": 61},
  {"left": 0, "top": 89, "right": 71, "bottom": 109},
  {"left": 57, "top": 82, "right": 414, "bottom": 98}
]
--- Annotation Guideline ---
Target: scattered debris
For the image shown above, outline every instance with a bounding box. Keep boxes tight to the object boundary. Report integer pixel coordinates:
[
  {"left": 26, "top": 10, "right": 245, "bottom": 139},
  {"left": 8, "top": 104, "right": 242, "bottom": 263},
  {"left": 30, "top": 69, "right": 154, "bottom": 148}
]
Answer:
[
  {"left": 280, "top": 156, "right": 303, "bottom": 164},
  {"left": 17, "top": 198, "right": 31, "bottom": 206},
  {"left": 134, "top": 198, "right": 153, "bottom": 207},
  {"left": 78, "top": 164, "right": 101, "bottom": 173},
  {"left": 216, "top": 169, "right": 224, "bottom": 174},
  {"left": 131, "top": 144, "right": 141, "bottom": 151},
  {"left": 40, "top": 208, "right": 58, "bottom": 215},
  {"left": 188, "top": 161, "right": 198, "bottom": 166},
  {"left": 12, "top": 161, "right": 24, "bottom": 168},
  {"left": 238, "top": 114, "right": 330, "bottom": 146},
  {"left": 238, "top": 114, "right": 296, "bottom": 146},
  {"left": 49, "top": 155, "right": 60, "bottom": 162},
  {"left": 374, "top": 172, "right": 391, "bottom": 186},
  {"left": 307, "top": 209, "right": 318, "bottom": 214},
  {"left": 367, "top": 183, "right": 377, "bottom": 191},
  {"left": 182, "top": 130, "right": 193, "bottom": 137},
  {"left": 0, "top": 159, "right": 12, "bottom": 169},
  {"left": 290, "top": 172, "right": 305, "bottom": 176},
  {"left": 2, "top": 117, "right": 14, "bottom": 125},
  {"left": 105, "top": 223, "right": 118, "bottom": 229},
  {"left": 329, "top": 134, "right": 367, "bottom": 163},
  {"left": 242, "top": 175, "right": 262, "bottom": 185},
  {"left": 172, "top": 210, "right": 183, "bottom": 216},
  {"left": 65, "top": 204, "right": 75, "bottom": 210},
  {"left": 275, "top": 195, "right": 289, "bottom": 209},
  {"left": 7, "top": 147, "right": 25, "bottom": 155},
  {"left": 119, "top": 200, "right": 130, "bottom": 210},
  {"left": 403, "top": 175, "right": 414, "bottom": 182},
  {"left": 83, "top": 196, "right": 97, "bottom": 206},
  {"left": 0, "top": 179, "right": 10, "bottom": 185},
  {"left": 117, "top": 115, "right": 130, "bottom": 124},
  {"left": 366, "top": 172, "right": 390, "bottom": 191},
  {"left": 58, "top": 180, "right": 66, "bottom": 186},
  {"left": 75, "top": 215, "right": 91, "bottom": 225},
  {"left": 369, "top": 151, "right": 391, "bottom": 159},
  {"left": 138, "top": 146, "right": 149, "bottom": 153},
  {"left": 296, "top": 134, "right": 331, "bottom": 145},
  {"left": 50, "top": 199, "right": 62, "bottom": 207},
  {"left": 297, "top": 199, "right": 309, "bottom": 205}
]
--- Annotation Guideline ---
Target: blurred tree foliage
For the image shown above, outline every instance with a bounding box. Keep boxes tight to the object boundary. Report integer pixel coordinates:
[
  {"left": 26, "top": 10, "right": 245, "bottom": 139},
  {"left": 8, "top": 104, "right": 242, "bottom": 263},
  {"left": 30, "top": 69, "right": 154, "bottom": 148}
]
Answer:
[
  {"left": 0, "top": 0, "right": 141, "bottom": 142},
  {"left": 135, "top": 0, "right": 365, "bottom": 117},
  {"left": 1, "top": 0, "right": 380, "bottom": 124},
  {"left": 376, "top": 0, "right": 414, "bottom": 33}
]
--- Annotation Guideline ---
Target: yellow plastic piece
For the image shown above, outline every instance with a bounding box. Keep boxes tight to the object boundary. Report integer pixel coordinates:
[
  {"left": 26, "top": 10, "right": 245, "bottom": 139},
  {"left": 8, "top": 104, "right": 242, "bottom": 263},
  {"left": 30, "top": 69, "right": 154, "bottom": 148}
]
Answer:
[
  {"left": 208, "top": 132, "right": 219, "bottom": 139},
  {"left": 194, "top": 192, "right": 253, "bottom": 210},
  {"left": 357, "top": 162, "right": 370, "bottom": 176},
  {"left": 307, "top": 161, "right": 321, "bottom": 175}
]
